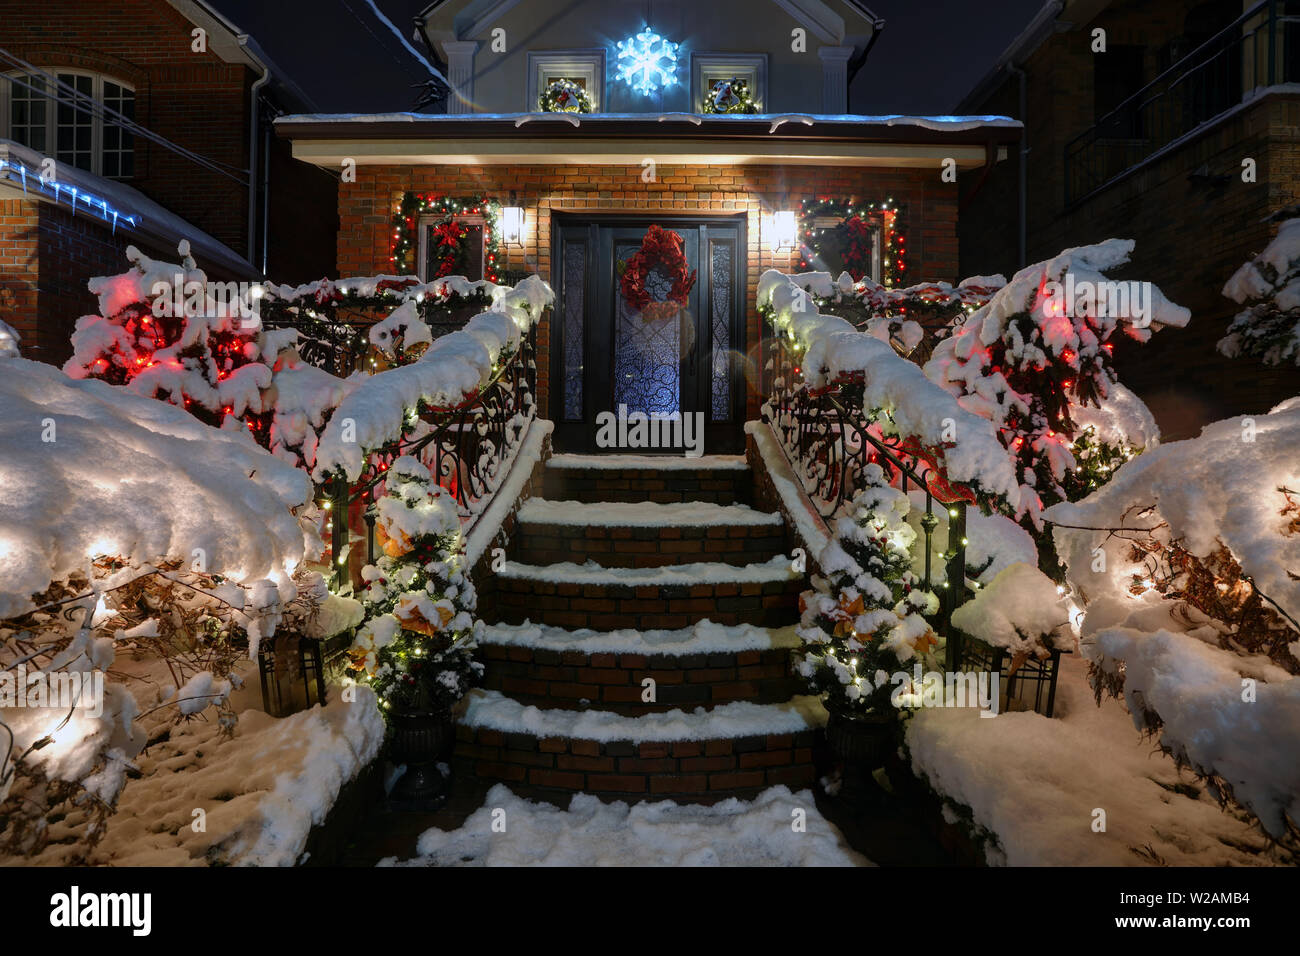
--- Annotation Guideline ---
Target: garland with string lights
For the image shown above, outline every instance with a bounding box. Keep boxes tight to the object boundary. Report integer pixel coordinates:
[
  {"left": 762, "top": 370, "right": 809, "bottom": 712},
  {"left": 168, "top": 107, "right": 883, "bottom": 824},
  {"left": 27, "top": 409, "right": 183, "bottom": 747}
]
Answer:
[
  {"left": 392, "top": 193, "right": 502, "bottom": 282},
  {"left": 794, "top": 464, "right": 940, "bottom": 718},
  {"left": 798, "top": 198, "right": 905, "bottom": 286},
  {"left": 702, "top": 77, "right": 758, "bottom": 114},
  {"left": 348, "top": 455, "right": 483, "bottom": 717}
]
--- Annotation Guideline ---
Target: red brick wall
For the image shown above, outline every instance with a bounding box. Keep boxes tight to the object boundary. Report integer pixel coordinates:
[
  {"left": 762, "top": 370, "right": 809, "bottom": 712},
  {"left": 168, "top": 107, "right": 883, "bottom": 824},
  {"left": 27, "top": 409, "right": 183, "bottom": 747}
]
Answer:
[
  {"left": 3, "top": 0, "right": 252, "bottom": 256},
  {"left": 338, "top": 162, "right": 961, "bottom": 418},
  {"left": 0, "top": 198, "right": 40, "bottom": 354},
  {"left": 958, "top": 0, "right": 1300, "bottom": 435}
]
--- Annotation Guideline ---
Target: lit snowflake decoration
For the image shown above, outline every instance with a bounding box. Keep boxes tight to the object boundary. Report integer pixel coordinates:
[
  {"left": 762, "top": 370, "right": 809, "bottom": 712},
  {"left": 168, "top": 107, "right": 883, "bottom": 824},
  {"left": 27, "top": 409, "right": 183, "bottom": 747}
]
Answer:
[{"left": 616, "top": 29, "right": 680, "bottom": 95}]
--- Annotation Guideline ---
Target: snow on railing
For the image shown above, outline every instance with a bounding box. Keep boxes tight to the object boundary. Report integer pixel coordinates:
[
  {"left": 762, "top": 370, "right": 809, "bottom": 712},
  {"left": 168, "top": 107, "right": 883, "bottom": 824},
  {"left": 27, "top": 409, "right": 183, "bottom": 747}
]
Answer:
[{"left": 307, "top": 275, "right": 554, "bottom": 587}]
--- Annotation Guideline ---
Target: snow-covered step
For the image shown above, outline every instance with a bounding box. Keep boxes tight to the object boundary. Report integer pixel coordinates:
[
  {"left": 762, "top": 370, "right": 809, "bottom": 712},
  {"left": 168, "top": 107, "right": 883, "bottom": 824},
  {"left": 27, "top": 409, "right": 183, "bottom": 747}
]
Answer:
[
  {"left": 478, "top": 620, "right": 802, "bottom": 715},
  {"left": 491, "top": 557, "right": 804, "bottom": 629},
  {"left": 453, "top": 689, "right": 824, "bottom": 801},
  {"left": 542, "top": 454, "right": 753, "bottom": 505},
  {"left": 516, "top": 498, "right": 787, "bottom": 568}
]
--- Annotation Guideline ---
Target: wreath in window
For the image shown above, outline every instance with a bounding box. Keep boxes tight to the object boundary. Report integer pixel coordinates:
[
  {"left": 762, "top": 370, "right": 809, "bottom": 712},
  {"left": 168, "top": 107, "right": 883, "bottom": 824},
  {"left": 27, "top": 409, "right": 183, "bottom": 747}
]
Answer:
[
  {"left": 539, "top": 79, "right": 593, "bottom": 113},
  {"left": 702, "top": 77, "right": 758, "bottom": 114},
  {"left": 426, "top": 219, "right": 473, "bottom": 279},
  {"left": 797, "top": 198, "right": 905, "bottom": 286},
  {"left": 617, "top": 224, "right": 697, "bottom": 322}
]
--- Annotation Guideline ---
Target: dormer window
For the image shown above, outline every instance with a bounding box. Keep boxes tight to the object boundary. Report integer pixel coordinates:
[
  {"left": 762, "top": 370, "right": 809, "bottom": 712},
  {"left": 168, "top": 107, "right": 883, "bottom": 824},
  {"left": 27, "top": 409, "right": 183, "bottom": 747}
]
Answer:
[
  {"left": 527, "top": 51, "right": 606, "bottom": 112},
  {"left": 691, "top": 54, "right": 767, "bottom": 113},
  {"left": 3, "top": 70, "right": 135, "bottom": 178}
]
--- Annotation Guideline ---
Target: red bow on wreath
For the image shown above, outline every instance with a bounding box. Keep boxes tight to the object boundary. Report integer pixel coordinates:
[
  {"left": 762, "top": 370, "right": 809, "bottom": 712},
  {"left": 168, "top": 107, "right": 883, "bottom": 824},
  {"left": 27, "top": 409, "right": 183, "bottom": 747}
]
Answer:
[{"left": 620, "top": 224, "right": 698, "bottom": 314}]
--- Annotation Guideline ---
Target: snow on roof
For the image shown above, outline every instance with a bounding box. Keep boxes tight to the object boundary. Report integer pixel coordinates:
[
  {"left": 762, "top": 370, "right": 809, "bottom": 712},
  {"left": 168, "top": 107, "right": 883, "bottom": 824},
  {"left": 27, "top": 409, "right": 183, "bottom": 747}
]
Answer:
[
  {"left": 0, "top": 139, "right": 255, "bottom": 279},
  {"left": 0, "top": 358, "right": 315, "bottom": 618},
  {"left": 275, "top": 111, "right": 1020, "bottom": 132}
]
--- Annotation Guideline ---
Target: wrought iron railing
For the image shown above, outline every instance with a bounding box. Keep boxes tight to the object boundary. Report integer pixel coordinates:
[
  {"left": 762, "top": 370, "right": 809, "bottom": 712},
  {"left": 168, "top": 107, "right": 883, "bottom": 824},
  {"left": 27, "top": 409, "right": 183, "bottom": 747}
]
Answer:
[
  {"left": 1065, "top": 0, "right": 1300, "bottom": 204},
  {"left": 324, "top": 322, "right": 538, "bottom": 587},
  {"left": 762, "top": 320, "right": 971, "bottom": 662}
]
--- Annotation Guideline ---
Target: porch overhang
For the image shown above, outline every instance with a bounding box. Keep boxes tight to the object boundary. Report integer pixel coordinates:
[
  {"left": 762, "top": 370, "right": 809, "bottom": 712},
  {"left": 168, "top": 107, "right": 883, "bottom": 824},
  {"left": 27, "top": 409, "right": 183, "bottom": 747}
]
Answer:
[{"left": 276, "top": 112, "right": 1019, "bottom": 169}]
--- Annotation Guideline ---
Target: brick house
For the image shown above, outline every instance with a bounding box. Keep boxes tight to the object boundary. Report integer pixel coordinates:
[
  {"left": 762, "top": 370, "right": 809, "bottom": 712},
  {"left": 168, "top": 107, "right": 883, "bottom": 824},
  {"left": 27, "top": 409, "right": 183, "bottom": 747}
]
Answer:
[
  {"left": 0, "top": 0, "right": 337, "bottom": 364},
  {"left": 279, "top": 0, "right": 1021, "bottom": 454},
  {"left": 957, "top": 0, "right": 1300, "bottom": 438}
]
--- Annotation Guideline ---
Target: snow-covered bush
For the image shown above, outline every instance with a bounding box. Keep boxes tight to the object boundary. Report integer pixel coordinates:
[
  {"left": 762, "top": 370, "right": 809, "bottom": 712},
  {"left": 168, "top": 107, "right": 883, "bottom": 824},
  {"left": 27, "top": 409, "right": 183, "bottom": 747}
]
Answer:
[
  {"left": 0, "top": 357, "right": 325, "bottom": 854},
  {"left": 757, "top": 269, "right": 1020, "bottom": 512},
  {"left": 795, "top": 466, "right": 939, "bottom": 717},
  {"left": 951, "top": 562, "right": 1073, "bottom": 666},
  {"left": 923, "top": 240, "right": 1189, "bottom": 530},
  {"left": 1044, "top": 398, "right": 1300, "bottom": 843},
  {"left": 1220, "top": 215, "right": 1300, "bottom": 367},
  {"left": 349, "top": 457, "right": 482, "bottom": 717}
]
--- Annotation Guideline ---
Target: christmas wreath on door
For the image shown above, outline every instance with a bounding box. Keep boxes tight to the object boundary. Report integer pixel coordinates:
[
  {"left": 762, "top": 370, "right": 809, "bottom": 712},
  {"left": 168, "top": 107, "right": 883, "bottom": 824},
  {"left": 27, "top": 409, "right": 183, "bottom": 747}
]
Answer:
[{"left": 618, "top": 224, "right": 698, "bottom": 322}]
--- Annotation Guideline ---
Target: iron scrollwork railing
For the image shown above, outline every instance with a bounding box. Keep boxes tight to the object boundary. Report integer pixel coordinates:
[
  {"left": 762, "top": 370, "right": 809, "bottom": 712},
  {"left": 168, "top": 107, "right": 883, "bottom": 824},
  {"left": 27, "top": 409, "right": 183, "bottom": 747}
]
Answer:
[
  {"left": 326, "top": 322, "right": 538, "bottom": 584},
  {"left": 763, "top": 321, "right": 970, "bottom": 664}
]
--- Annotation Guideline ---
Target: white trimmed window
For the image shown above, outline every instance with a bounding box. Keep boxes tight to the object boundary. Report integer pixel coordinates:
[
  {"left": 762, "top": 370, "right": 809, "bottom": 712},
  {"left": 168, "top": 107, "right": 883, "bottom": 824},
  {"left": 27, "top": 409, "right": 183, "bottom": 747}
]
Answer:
[
  {"left": 691, "top": 53, "right": 767, "bottom": 112},
  {"left": 2, "top": 70, "right": 136, "bottom": 178},
  {"left": 527, "top": 51, "right": 605, "bottom": 111}
]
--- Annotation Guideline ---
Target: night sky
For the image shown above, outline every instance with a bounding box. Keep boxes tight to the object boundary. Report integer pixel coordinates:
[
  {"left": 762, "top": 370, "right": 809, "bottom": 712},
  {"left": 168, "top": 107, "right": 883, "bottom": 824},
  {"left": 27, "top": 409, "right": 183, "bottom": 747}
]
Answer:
[{"left": 209, "top": 0, "right": 1046, "bottom": 115}]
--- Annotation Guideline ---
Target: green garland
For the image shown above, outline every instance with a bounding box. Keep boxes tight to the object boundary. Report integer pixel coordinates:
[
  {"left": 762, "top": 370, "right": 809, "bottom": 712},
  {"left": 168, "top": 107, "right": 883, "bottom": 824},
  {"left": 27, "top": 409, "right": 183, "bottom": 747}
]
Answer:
[
  {"left": 539, "top": 79, "right": 592, "bottom": 113},
  {"left": 702, "top": 77, "right": 758, "bottom": 114},
  {"left": 798, "top": 198, "right": 905, "bottom": 287},
  {"left": 392, "top": 193, "right": 501, "bottom": 281}
]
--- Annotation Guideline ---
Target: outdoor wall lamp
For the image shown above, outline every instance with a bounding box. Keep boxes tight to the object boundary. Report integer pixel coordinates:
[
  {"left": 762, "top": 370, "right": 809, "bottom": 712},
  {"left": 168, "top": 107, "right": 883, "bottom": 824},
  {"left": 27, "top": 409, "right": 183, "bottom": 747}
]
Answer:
[
  {"left": 502, "top": 193, "right": 525, "bottom": 247},
  {"left": 772, "top": 210, "right": 797, "bottom": 252}
]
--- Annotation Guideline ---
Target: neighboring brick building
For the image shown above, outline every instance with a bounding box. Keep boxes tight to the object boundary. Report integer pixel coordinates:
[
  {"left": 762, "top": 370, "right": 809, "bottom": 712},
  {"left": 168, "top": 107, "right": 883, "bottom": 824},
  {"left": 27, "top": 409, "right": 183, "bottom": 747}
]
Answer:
[
  {"left": 0, "top": 0, "right": 337, "bottom": 365},
  {"left": 279, "top": 0, "right": 1020, "bottom": 453},
  {"left": 958, "top": 0, "right": 1300, "bottom": 438}
]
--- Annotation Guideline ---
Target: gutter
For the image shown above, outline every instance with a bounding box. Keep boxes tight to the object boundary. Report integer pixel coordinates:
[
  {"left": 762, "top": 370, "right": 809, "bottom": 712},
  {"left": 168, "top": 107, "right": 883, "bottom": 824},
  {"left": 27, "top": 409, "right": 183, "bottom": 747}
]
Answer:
[
  {"left": 238, "top": 36, "right": 271, "bottom": 273},
  {"left": 848, "top": 14, "right": 886, "bottom": 85}
]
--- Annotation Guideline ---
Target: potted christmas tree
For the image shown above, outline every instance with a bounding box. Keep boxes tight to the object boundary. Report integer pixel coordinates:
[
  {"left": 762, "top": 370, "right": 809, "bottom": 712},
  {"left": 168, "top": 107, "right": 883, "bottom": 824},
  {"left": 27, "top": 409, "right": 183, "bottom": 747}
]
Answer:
[
  {"left": 795, "top": 464, "right": 939, "bottom": 804},
  {"left": 348, "top": 456, "right": 482, "bottom": 805}
]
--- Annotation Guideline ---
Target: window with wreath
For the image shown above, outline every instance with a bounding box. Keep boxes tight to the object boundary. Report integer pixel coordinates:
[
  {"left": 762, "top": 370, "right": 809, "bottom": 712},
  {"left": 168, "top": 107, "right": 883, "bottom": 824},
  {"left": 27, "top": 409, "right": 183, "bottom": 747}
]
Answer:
[
  {"left": 418, "top": 214, "right": 486, "bottom": 282},
  {"left": 3, "top": 71, "right": 135, "bottom": 178},
  {"left": 528, "top": 51, "right": 604, "bottom": 112},
  {"left": 691, "top": 53, "right": 766, "bottom": 113}
]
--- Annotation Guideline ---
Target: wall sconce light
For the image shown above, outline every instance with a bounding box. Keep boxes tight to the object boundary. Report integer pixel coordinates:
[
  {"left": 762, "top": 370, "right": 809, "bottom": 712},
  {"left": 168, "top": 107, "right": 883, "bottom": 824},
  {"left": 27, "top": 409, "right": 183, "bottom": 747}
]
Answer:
[
  {"left": 502, "top": 193, "right": 525, "bottom": 248},
  {"left": 772, "top": 210, "right": 797, "bottom": 253}
]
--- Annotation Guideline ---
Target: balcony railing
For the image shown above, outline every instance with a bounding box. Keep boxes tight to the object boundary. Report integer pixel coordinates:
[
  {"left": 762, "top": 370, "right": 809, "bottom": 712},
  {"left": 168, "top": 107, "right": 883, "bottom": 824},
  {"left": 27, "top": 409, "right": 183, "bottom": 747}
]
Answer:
[{"left": 1065, "top": 0, "right": 1300, "bottom": 204}]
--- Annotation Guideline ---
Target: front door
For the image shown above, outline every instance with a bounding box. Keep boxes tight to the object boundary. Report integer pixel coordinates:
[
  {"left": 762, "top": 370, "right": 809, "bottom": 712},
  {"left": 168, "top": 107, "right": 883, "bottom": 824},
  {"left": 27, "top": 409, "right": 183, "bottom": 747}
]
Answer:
[{"left": 550, "top": 215, "right": 747, "bottom": 454}]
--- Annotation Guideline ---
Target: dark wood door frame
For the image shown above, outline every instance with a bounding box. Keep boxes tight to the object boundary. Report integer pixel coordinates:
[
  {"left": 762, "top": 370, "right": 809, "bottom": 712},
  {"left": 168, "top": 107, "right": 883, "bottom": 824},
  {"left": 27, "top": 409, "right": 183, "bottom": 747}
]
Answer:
[{"left": 550, "top": 212, "right": 748, "bottom": 454}]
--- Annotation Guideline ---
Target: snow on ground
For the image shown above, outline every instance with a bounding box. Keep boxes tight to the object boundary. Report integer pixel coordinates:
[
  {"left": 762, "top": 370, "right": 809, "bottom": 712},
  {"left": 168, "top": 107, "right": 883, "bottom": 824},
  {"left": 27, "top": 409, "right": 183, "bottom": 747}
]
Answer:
[
  {"left": 461, "top": 689, "right": 826, "bottom": 742},
  {"left": 23, "top": 680, "right": 385, "bottom": 867},
  {"left": 519, "top": 498, "right": 782, "bottom": 527},
  {"left": 385, "top": 783, "right": 868, "bottom": 867},
  {"left": 546, "top": 453, "right": 748, "bottom": 470},
  {"left": 904, "top": 654, "right": 1282, "bottom": 866},
  {"left": 498, "top": 556, "right": 796, "bottom": 585},
  {"left": 482, "top": 619, "right": 798, "bottom": 655}
]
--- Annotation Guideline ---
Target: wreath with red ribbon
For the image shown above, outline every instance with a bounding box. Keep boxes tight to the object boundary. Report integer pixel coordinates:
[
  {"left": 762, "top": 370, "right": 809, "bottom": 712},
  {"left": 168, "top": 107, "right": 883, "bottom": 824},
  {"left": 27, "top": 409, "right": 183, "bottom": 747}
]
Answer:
[
  {"left": 619, "top": 225, "right": 697, "bottom": 319},
  {"left": 427, "top": 219, "right": 472, "bottom": 279}
]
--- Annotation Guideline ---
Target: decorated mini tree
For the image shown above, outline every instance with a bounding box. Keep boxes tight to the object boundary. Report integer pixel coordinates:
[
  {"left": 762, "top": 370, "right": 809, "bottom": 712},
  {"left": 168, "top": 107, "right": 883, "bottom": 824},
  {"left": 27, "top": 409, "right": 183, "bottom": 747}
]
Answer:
[
  {"left": 348, "top": 456, "right": 482, "bottom": 717},
  {"left": 924, "top": 240, "right": 1189, "bottom": 533},
  {"left": 63, "top": 241, "right": 289, "bottom": 441},
  {"left": 1220, "top": 213, "right": 1300, "bottom": 367},
  {"left": 795, "top": 465, "right": 939, "bottom": 719}
]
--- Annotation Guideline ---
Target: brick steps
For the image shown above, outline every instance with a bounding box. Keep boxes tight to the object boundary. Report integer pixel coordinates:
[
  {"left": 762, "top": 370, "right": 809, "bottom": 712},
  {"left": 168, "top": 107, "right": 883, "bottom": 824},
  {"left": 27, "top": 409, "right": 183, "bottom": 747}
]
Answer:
[
  {"left": 454, "top": 690, "right": 825, "bottom": 802},
  {"left": 542, "top": 454, "right": 752, "bottom": 505},
  {"left": 516, "top": 498, "right": 786, "bottom": 568},
  {"left": 493, "top": 558, "right": 802, "bottom": 629}
]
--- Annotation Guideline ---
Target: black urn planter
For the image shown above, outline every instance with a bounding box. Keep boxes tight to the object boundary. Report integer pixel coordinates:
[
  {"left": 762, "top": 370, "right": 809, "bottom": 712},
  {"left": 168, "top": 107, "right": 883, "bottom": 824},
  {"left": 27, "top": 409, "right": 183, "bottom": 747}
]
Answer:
[
  {"left": 825, "top": 710, "right": 897, "bottom": 806},
  {"left": 387, "top": 710, "right": 455, "bottom": 808}
]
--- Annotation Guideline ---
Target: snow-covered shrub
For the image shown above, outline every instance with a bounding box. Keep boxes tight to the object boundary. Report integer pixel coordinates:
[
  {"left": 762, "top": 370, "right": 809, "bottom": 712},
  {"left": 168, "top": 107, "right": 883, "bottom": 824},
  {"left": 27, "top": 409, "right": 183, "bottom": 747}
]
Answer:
[
  {"left": 1044, "top": 398, "right": 1300, "bottom": 843},
  {"left": 951, "top": 562, "right": 1073, "bottom": 666},
  {"left": 349, "top": 457, "right": 482, "bottom": 717},
  {"left": 0, "top": 357, "right": 326, "bottom": 854},
  {"left": 1220, "top": 215, "right": 1300, "bottom": 367},
  {"left": 1061, "top": 382, "right": 1159, "bottom": 501},
  {"left": 923, "top": 240, "right": 1189, "bottom": 530},
  {"left": 757, "top": 269, "right": 1020, "bottom": 512},
  {"left": 795, "top": 466, "right": 939, "bottom": 717}
]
